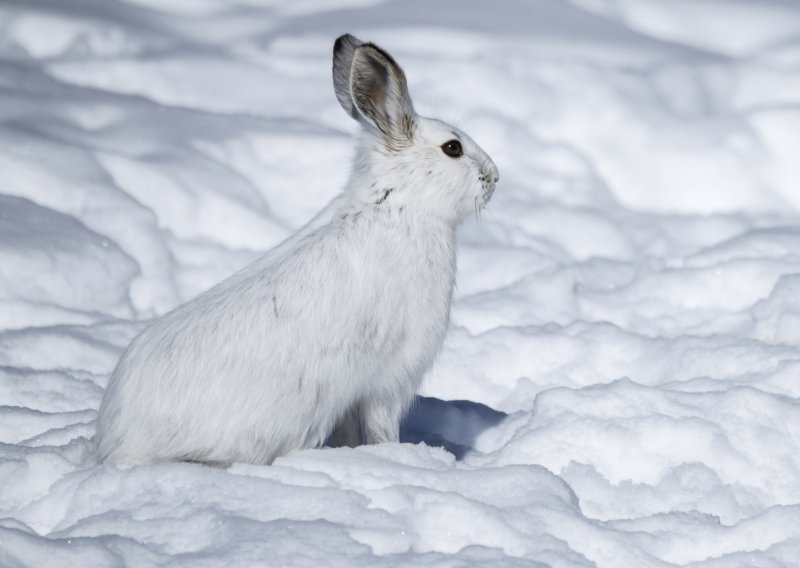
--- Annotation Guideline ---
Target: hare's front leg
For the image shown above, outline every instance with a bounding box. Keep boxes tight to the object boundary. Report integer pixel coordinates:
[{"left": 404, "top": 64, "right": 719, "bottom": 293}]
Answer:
[
  {"left": 328, "top": 403, "right": 363, "bottom": 448},
  {"left": 361, "top": 393, "right": 406, "bottom": 444}
]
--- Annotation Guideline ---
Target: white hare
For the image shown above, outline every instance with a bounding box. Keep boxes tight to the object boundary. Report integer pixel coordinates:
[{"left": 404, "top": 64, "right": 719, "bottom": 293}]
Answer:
[{"left": 95, "top": 34, "right": 499, "bottom": 465}]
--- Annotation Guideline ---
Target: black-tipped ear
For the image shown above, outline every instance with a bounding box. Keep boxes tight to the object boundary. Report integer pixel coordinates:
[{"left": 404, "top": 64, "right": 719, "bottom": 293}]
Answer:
[
  {"left": 333, "top": 34, "right": 363, "bottom": 120},
  {"left": 350, "top": 44, "right": 415, "bottom": 146}
]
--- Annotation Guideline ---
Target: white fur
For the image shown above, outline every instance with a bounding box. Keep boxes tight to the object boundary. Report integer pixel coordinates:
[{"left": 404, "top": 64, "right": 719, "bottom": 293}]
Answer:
[{"left": 95, "top": 34, "right": 498, "bottom": 465}]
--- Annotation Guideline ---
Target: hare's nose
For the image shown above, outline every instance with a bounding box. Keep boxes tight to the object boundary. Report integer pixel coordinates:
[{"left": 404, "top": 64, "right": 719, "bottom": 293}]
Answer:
[
  {"left": 482, "top": 159, "right": 499, "bottom": 184},
  {"left": 481, "top": 163, "right": 497, "bottom": 179}
]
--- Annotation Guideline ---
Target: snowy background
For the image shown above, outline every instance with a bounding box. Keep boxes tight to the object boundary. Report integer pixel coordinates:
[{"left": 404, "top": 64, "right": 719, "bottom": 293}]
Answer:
[{"left": 2, "top": 0, "right": 800, "bottom": 565}]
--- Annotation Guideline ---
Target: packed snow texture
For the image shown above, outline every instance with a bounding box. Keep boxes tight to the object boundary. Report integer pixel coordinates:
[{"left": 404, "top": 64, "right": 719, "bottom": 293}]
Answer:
[{"left": 2, "top": 0, "right": 800, "bottom": 566}]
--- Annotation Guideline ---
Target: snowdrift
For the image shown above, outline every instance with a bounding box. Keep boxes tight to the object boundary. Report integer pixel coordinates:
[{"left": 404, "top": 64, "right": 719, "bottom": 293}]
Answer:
[{"left": 2, "top": 0, "right": 800, "bottom": 566}]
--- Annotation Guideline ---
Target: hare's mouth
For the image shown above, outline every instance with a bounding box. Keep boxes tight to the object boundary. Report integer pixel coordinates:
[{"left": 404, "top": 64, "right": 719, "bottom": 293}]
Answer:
[
  {"left": 484, "top": 181, "right": 496, "bottom": 202},
  {"left": 480, "top": 178, "right": 497, "bottom": 204},
  {"left": 478, "top": 167, "right": 498, "bottom": 196},
  {"left": 475, "top": 167, "right": 498, "bottom": 214},
  {"left": 474, "top": 185, "right": 495, "bottom": 216}
]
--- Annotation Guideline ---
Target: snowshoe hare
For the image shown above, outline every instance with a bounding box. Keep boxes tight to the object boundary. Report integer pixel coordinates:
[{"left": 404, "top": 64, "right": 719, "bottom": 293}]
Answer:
[{"left": 95, "top": 34, "right": 499, "bottom": 465}]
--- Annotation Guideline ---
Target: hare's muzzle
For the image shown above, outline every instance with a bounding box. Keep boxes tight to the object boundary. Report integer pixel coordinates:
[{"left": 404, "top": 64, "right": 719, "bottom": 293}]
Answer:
[{"left": 480, "top": 160, "right": 499, "bottom": 203}]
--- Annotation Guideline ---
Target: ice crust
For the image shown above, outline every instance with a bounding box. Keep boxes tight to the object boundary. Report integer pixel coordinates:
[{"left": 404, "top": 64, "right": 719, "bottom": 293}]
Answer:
[{"left": 2, "top": 1, "right": 800, "bottom": 566}]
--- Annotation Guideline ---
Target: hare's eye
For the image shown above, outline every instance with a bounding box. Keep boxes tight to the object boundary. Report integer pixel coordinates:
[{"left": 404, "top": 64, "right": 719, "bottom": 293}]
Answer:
[{"left": 441, "top": 140, "right": 463, "bottom": 158}]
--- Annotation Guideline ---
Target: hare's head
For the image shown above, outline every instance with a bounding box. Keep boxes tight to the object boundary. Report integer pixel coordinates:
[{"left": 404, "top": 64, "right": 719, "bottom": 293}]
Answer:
[{"left": 333, "top": 34, "right": 498, "bottom": 223}]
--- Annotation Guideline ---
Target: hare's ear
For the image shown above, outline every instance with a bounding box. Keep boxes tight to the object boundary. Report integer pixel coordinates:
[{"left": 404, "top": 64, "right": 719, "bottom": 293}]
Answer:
[
  {"left": 333, "top": 34, "right": 363, "bottom": 121},
  {"left": 351, "top": 43, "right": 415, "bottom": 146},
  {"left": 333, "top": 35, "right": 415, "bottom": 147}
]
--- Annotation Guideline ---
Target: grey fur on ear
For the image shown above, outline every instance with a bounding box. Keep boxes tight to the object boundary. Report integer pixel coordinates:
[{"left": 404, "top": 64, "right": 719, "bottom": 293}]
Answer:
[
  {"left": 350, "top": 44, "right": 415, "bottom": 146},
  {"left": 332, "top": 35, "right": 415, "bottom": 148},
  {"left": 333, "top": 34, "right": 363, "bottom": 120}
]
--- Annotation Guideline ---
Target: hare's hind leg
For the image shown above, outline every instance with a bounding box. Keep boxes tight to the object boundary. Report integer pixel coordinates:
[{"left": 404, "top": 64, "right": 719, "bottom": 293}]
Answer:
[{"left": 328, "top": 402, "right": 364, "bottom": 448}]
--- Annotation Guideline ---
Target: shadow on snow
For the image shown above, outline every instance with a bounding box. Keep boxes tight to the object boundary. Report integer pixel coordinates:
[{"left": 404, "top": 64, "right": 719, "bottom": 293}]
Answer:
[{"left": 400, "top": 395, "right": 507, "bottom": 460}]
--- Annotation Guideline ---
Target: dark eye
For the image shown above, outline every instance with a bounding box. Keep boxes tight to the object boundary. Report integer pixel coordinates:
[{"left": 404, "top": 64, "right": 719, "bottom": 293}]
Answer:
[{"left": 441, "top": 139, "right": 463, "bottom": 158}]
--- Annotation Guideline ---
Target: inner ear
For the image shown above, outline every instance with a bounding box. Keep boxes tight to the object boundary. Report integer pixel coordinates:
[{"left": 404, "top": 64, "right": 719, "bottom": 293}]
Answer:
[{"left": 350, "top": 44, "right": 415, "bottom": 147}]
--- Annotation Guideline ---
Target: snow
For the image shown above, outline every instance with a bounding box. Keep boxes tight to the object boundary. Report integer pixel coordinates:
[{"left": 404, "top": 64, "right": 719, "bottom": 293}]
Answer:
[{"left": 2, "top": 0, "right": 800, "bottom": 566}]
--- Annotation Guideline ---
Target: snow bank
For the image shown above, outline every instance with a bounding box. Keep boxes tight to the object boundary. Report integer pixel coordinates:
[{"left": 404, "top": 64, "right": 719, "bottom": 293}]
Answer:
[{"left": 2, "top": 0, "right": 800, "bottom": 566}]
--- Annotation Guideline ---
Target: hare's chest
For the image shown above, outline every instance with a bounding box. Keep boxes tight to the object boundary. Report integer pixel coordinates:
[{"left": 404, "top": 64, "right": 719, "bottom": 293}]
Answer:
[
  {"left": 380, "top": 231, "right": 456, "bottom": 366},
  {"left": 340, "top": 213, "right": 456, "bottom": 367},
  {"left": 403, "top": 249, "right": 454, "bottom": 329}
]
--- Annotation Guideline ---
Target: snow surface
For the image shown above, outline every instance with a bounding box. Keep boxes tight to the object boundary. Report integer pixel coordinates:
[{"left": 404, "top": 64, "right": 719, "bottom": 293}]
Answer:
[{"left": 2, "top": 0, "right": 800, "bottom": 566}]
